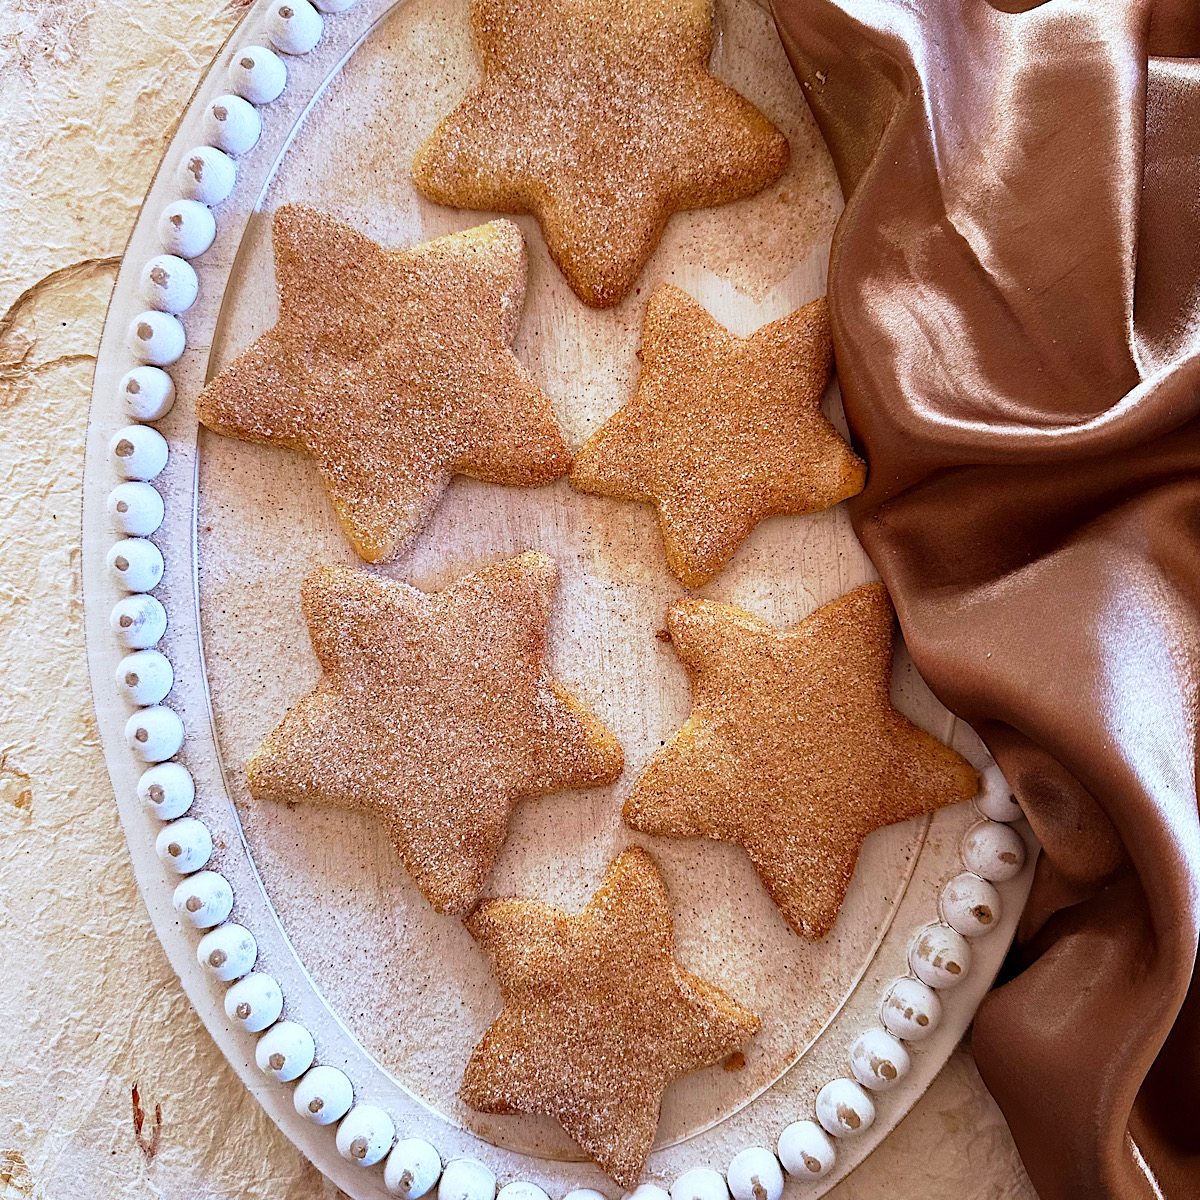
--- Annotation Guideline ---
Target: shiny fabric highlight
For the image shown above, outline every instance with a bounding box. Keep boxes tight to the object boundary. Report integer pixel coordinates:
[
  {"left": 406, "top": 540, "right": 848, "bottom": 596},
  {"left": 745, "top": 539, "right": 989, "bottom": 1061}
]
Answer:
[{"left": 768, "top": 1, "right": 1200, "bottom": 1197}]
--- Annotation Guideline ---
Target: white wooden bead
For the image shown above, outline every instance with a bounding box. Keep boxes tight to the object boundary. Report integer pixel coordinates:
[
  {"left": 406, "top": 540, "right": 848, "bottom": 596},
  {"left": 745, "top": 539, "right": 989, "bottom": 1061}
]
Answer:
[
  {"left": 565, "top": 1192, "right": 609, "bottom": 1200},
  {"left": 437, "top": 1159, "right": 496, "bottom": 1200},
  {"left": 910, "top": 923, "right": 972, "bottom": 989},
  {"left": 116, "top": 649, "right": 173, "bottom": 706},
  {"left": 228, "top": 45, "right": 288, "bottom": 104},
  {"left": 177, "top": 145, "right": 237, "bottom": 206},
  {"left": 384, "top": 1138, "right": 443, "bottom": 1197},
  {"left": 110, "top": 423, "right": 168, "bottom": 481},
  {"left": 313, "top": 0, "right": 359, "bottom": 10},
  {"left": 159, "top": 199, "right": 216, "bottom": 259},
  {"left": 127, "top": 309, "right": 186, "bottom": 366},
  {"left": 256, "top": 1019, "right": 315, "bottom": 1081},
  {"left": 203, "top": 94, "right": 262, "bottom": 156},
  {"left": 497, "top": 1185, "right": 547, "bottom": 1200},
  {"left": 138, "top": 761, "right": 194, "bottom": 819},
  {"left": 670, "top": 1169, "right": 728, "bottom": 1200},
  {"left": 776, "top": 1120, "right": 835, "bottom": 1180},
  {"left": 815, "top": 1078, "right": 875, "bottom": 1138},
  {"left": 118, "top": 365, "right": 176, "bottom": 422},
  {"left": 337, "top": 1104, "right": 395, "bottom": 1166},
  {"left": 848, "top": 1028, "right": 910, "bottom": 1092},
  {"left": 727, "top": 1147, "right": 783, "bottom": 1200},
  {"left": 963, "top": 820, "right": 1027, "bottom": 882},
  {"left": 155, "top": 816, "right": 212, "bottom": 873},
  {"left": 127, "top": 704, "right": 184, "bottom": 763},
  {"left": 198, "top": 922, "right": 258, "bottom": 981},
  {"left": 225, "top": 971, "right": 283, "bottom": 1032},
  {"left": 108, "top": 481, "right": 164, "bottom": 537},
  {"left": 880, "top": 976, "right": 942, "bottom": 1041},
  {"left": 108, "top": 538, "right": 164, "bottom": 592},
  {"left": 173, "top": 870, "right": 233, "bottom": 928},
  {"left": 267, "top": 1, "right": 324, "bottom": 55},
  {"left": 140, "top": 254, "right": 199, "bottom": 314},
  {"left": 940, "top": 871, "right": 1002, "bottom": 937},
  {"left": 623, "top": 1187, "right": 670, "bottom": 1200},
  {"left": 295, "top": 1065, "right": 353, "bottom": 1125},
  {"left": 975, "top": 761, "right": 1023, "bottom": 822},
  {"left": 111, "top": 594, "right": 167, "bottom": 649}
]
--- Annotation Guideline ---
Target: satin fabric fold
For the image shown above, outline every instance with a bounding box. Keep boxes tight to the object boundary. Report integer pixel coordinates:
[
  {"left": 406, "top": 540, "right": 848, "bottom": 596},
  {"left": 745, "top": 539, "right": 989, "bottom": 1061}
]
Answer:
[{"left": 768, "top": 1, "right": 1200, "bottom": 1196}]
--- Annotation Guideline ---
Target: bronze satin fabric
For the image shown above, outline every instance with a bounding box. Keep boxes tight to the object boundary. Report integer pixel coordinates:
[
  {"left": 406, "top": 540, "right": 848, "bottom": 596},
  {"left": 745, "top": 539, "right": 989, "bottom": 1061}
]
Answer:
[{"left": 767, "top": 1, "right": 1200, "bottom": 1196}]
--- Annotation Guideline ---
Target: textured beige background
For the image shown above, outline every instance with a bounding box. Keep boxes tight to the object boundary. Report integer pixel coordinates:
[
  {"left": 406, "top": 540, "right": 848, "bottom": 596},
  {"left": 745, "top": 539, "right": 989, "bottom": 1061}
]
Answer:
[{"left": 0, "top": 2, "right": 1037, "bottom": 1197}]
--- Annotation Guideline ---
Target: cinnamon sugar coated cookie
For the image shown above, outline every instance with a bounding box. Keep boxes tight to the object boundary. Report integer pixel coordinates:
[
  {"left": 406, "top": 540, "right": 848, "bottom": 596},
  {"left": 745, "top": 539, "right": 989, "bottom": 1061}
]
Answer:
[
  {"left": 624, "top": 584, "right": 979, "bottom": 939},
  {"left": 245, "top": 552, "right": 623, "bottom": 915},
  {"left": 461, "top": 847, "right": 760, "bottom": 1186},
  {"left": 196, "top": 206, "right": 571, "bottom": 563},
  {"left": 570, "top": 288, "right": 865, "bottom": 586},
  {"left": 412, "top": 0, "right": 790, "bottom": 308}
]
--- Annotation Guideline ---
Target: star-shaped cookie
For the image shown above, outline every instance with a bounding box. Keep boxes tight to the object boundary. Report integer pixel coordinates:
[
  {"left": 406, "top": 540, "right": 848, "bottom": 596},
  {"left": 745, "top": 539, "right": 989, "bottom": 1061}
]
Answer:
[
  {"left": 196, "top": 205, "right": 571, "bottom": 563},
  {"left": 412, "top": 0, "right": 790, "bottom": 308},
  {"left": 624, "top": 584, "right": 979, "bottom": 939},
  {"left": 461, "top": 846, "right": 759, "bottom": 1186},
  {"left": 570, "top": 288, "right": 866, "bottom": 587},
  {"left": 245, "top": 552, "right": 623, "bottom": 915}
]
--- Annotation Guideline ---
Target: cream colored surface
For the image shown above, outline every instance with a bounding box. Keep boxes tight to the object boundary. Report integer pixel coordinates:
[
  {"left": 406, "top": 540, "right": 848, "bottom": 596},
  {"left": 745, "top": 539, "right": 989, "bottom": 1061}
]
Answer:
[{"left": 0, "top": 2, "right": 1035, "bottom": 1198}]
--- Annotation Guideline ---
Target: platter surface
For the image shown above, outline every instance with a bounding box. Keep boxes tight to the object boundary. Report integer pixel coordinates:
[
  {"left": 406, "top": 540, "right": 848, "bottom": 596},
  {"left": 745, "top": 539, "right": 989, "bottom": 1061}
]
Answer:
[{"left": 81, "top": 1, "right": 1038, "bottom": 1196}]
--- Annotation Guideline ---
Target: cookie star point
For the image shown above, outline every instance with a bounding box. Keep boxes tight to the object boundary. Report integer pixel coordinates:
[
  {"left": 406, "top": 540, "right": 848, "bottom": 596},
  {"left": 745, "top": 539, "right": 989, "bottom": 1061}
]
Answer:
[
  {"left": 246, "top": 553, "right": 623, "bottom": 915},
  {"left": 196, "top": 206, "right": 570, "bottom": 564},
  {"left": 461, "top": 847, "right": 759, "bottom": 1186},
  {"left": 571, "top": 289, "right": 867, "bottom": 587},
  {"left": 625, "top": 583, "right": 979, "bottom": 939},
  {"left": 412, "top": 0, "right": 789, "bottom": 308}
]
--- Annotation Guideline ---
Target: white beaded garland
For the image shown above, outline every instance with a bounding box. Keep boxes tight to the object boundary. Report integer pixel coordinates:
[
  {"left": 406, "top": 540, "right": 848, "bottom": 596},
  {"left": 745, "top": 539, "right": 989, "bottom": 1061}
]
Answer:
[
  {"left": 940, "top": 871, "right": 1002, "bottom": 938},
  {"left": 128, "top": 309, "right": 186, "bottom": 366},
  {"left": 815, "top": 1078, "right": 875, "bottom": 1138},
  {"left": 880, "top": 976, "right": 942, "bottom": 1041},
  {"left": 173, "top": 870, "right": 234, "bottom": 928},
  {"left": 963, "top": 820, "right": 1027, "bottom": 882},
  {"left": 267, "top": 1, "right": 324, "bottom": 55},
  {"left": 564, "top": 1192, "right": 608, "bottom": 1200},
  {"left": 384, "top": 1138, "right": 443, "bottom": 1198},
  {"left": 110, "top": 423, "right": 168, "bottom": 481},
  {"left": 437, "top": 1158, "right": 496, "bottom": 1200},
  {"left": 255, "top": 1019, "right": 316, "bottom": 1082},
  {"left": 313, "top": 0, "right": 359, "bottom": 10},
  {"left": 776, "top": 1120, "right": 835, "bottom": 1180},
  {"left": 138, "top": 760, "right": 195, "bottom": 819},
  {"left": 294, "top": 1064, "right": 354, "bottom": 1125},
  {"left": 337, "top": 1103, "right": 396, "bottom": 1166},
  {"left": 159, "top": 198, "right": 217, "bottom": 259},
  {"left": 497, "top": 1185, "right": 548, "bottom": 1200},
  {"left": 126, "top": 704, "right": 185, "bottom": 762},
  {"left": 177, "top": 145, "right": 237, "bottom": 206},
  {"left": 111, "top": 593, "right": 167, "bottom": 649},
  {"left": 910, "top": 923, "right": 972, "bottom": 989},
  {"left": 115, "top": 648, "right": 173, "bottom": 706},
  {"left": 197, "top": 922, "right": 258, "bottom": 981},
  {"left": 727, "top": 1147, "right": 784, "bottom": 1200},
  {"left": 108, "top": 538, "right": 164, "bottom": 593},
  {"left": 670, "top": 1168, "right": 729, "bottom": 1200},
  {"left": 118, "top": 365, "right": 176, "bottom": 422},
  {"left": 622, "top": 1186, "right": 670, "bottom": 1200},
  {"left": 108, "top": 481, "right": 164, "bottom": 537},
  {"left": 203, "top": 94, "right": 262, "bottom": 156},
  {"left": 155, "top": 816, "right": 212, "bottom": 873},
  {"left": 228, "top": 45, "right": 288, "bottom": 104},
  {"left": 140, "top": 254, "right": 199, "bottom": 314},
  {"left": 848, "top": 1028, "right": 910, "bottom": 1092},
  {"left": 224, "top": 971, "right": 284, "bottom": 1032},
  {"left": 975, "top": 761, "right": 1023, "bottom": 822}
]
